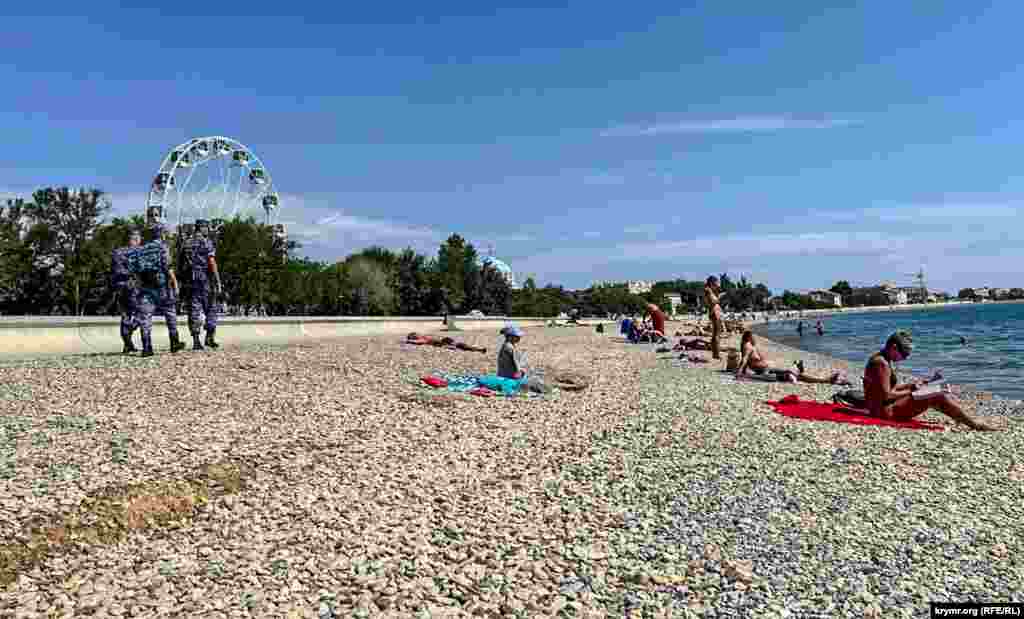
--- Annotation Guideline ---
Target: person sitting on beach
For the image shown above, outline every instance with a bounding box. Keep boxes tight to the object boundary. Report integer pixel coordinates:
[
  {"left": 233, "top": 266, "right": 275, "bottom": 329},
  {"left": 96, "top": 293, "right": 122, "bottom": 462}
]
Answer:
[
  {"left": 497, "top": 325, "right": 526, "bottom": 379},
  {"left": 645, "top": 303, "right": 667, "bottom": 340},
  {"left": 406, "top": 332, "right": 487, "bottom": 353},
  {"left": 864, "top": 331, "right": 995, "bottom": 431},
  {"left": 816, "top": 320, "right": 824, "bottom": 336},
  {"left": 735, "top": 331, "right": 851, "bottom": 384}
]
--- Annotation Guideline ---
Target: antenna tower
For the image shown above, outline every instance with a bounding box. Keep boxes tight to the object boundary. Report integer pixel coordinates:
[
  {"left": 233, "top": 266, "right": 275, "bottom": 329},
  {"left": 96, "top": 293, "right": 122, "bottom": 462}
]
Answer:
[{"left": 905, "top": 267, "right": 927, "bottom": 301}]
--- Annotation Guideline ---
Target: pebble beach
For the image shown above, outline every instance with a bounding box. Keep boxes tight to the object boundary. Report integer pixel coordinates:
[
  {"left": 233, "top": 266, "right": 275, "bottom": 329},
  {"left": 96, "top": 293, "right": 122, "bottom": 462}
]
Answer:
[{"left": 0, "top": 324, "right": 1021, "bottom": 618}]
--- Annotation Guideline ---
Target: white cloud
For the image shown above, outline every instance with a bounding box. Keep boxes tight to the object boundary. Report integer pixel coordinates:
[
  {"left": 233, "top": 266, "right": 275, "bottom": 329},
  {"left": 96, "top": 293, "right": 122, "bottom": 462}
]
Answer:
[
  {"left": 601, "top": 116, "right": 859, "bottom": 137},
  {"left": 622, "top": 223, "right": 666, "bottom": 235},
  {"left": 865, "top": 204, "right": 1022, "bottom": 222}
]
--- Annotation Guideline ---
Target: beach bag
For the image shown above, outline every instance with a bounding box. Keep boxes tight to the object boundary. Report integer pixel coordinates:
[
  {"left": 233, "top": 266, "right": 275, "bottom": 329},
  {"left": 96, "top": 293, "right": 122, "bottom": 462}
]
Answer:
[
  {"left": 832, "top": 389, "right": 867, "bottom": 409},
  {"left": 725, "top": 351, "right": 741, "bottom": 371},
  {"left": 127, "top": 242, "right": 166, "bottom": 288}
]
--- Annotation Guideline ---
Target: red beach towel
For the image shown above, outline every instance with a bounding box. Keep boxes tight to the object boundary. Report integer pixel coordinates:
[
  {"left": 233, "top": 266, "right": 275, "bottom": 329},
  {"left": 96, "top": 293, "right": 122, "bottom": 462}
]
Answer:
[
  {"left": 421, "top": 375, "right": 448, "bottom": 388},
  {"left": 765, "top": 395, "right": 945, "bottom": 431}
]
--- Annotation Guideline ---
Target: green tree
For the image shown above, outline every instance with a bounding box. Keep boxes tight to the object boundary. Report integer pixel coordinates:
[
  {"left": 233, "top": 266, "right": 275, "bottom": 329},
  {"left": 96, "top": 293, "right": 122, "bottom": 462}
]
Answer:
[
  {"left": 435, "top": 234, "right": 469, "bottom": 312},
  {"left": 477, "top": 264, "right": 512, "bottom": 315},
  {"left": 0, "top": 199, "right": 34, "bottom": 313},
  {"left": 958, "top": 288, "right": 974, "bottom": 300},
  {"left": 830, "top": 280, "right": 853, "bottom": 298},
  {"left": 395, "top": 248, "right": 429, "bottom": 315},
  {"left": 22, "top": 188, "right": 111, "bottom": 315},
  {"left": 343, "top": 256, "right": 394, "bottom": 315}
]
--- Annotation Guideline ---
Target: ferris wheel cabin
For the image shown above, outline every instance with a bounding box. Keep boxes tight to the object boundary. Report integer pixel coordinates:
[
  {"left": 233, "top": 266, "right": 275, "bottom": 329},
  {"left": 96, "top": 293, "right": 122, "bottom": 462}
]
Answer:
[
  {"left": 193, "top": 140, "right": 210, "bottom": 158},
  {"left": 232, "top": 150, "right": 250, "bottom": 166},
  {"left": 215, "top": 140, "right": 232, "bottom": 155},
  {"left": 248, "top": 168, "right": 266, "bottom": 184},
  {"left": 146, "top": 206, "right": 164, "bottom": 225},
  {"left": 170, "top": 150, "right": 191, "bottom": 168},
  {"left": 153, "top": 173, "right": 174, "bottom": 190},
  {"left": 262, "top": 194, "right": 279, "bottom": 210}
]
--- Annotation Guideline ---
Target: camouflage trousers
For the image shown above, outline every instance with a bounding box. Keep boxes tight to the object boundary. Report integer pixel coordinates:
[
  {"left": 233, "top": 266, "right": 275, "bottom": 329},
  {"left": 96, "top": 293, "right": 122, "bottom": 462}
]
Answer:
[
  {"left": 186, "top": 284, "right": 218, "bottom": 335},
  {"left": 115, "top": 285, "right": 139, "bottom": 338},
  {"left": 137, "top": 287, "right": 180, "bottom": 343}
]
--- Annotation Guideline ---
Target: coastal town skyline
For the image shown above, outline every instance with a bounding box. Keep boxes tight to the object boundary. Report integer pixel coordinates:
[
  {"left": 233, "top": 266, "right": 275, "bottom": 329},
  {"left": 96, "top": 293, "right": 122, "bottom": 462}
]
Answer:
[{"left": 3, "top": 5, "right": 1024, "bottom": 292}]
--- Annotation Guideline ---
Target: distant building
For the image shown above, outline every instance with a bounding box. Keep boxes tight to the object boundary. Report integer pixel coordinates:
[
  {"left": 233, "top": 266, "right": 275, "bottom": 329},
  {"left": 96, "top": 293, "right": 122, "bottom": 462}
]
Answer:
[
  {"left": 896, "top": 286, "right": 929, "bottom": 303},
  {"left": 808, "top": 290, "right": 842, "bottom": 307},
  {"left": 627, "top": 280, "right": 654, "bottom": 294},
  {"left": 992, "top": 288, "right": 1010, "bottom": 299},
  {"left": 665, "top": 293, "right": 683, "bottom": 315},
  {"left": 848, "top": 286, "right": 907, "bottom": 306},
  {"left": 974, "top": 287, "right": 990, "bottom": 299},
  {"left": 592, "top": 280, "right": 654, "bottom": 294}
]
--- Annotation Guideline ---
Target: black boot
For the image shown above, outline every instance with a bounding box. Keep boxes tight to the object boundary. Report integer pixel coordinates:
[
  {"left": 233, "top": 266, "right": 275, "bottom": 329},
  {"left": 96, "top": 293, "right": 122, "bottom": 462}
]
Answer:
[
  {"left": 141, "top": 334, "right": 154, "bottom": 357},
  {"left": 121, "top": 334, "right": 137, "bottom": 354},
  {"left": 192, "top": 333, "right": 204, "bottom": 351},
  {"left": 170, "top": 333, "right": 186, "bottom": 353},
  {"left": 204, "top": 329, "right": 219, "bottom": 349}
]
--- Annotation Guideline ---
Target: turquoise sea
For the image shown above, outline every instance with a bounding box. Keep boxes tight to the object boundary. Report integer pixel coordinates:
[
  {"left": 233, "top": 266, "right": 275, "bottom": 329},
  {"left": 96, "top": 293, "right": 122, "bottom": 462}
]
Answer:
[{"left": 753, "top": 302, "right": 1024, "bottom": 400}]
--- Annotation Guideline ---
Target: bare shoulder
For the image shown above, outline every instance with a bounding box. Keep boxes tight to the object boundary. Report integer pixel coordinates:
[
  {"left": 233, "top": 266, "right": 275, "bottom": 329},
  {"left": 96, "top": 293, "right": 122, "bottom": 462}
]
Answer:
[{"left": 866, "top": 353, "right": 887, "bottom": 370}]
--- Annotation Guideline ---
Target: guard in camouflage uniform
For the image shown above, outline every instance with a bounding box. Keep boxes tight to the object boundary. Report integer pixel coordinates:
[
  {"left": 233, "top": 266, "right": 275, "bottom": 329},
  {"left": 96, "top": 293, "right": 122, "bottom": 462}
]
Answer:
[
  {"left": 110, "top": 228, "right": 142, "bottom": 353},
  {"left": 180, "top": 219, "right": 222, "bottom": 350},
  {"left": 134, "top": 223, "right": 186, "bottom": 357}
]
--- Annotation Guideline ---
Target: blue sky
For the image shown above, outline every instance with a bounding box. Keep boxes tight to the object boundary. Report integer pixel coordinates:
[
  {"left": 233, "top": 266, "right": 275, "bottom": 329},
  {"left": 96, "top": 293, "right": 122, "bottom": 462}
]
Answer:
[{"left": 2, "top": 3, "right": 1023, "bottom": 293}]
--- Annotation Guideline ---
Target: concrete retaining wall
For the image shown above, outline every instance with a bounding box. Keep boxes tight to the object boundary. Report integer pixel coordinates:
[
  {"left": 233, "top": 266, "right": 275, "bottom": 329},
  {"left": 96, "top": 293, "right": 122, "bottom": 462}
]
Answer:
[{"left": 0, "top": 316, "right": 592, "bottom": 359}]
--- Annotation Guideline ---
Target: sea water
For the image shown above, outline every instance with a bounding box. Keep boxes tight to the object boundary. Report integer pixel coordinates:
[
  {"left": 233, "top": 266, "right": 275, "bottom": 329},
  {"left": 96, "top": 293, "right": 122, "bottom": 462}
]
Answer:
[{"left": 753, "top": 302, "right": 1024, "bottom": 399}]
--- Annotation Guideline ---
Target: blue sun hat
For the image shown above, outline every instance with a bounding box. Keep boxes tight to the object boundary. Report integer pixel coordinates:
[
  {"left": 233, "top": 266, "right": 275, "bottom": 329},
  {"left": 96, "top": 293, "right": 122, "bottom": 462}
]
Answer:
[{"left": 504, "top": 325, "right": 524, "bottom": 337}]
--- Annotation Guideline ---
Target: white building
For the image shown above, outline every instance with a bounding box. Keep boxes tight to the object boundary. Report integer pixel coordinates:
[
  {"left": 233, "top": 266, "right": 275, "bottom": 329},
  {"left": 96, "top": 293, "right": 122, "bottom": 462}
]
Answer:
[
  {"left": 665, "top": 293, "right": 683, "bottom": 315},
  {"left": 808, "top": 290, "right": 842, "bottom": 307},
  {"left": 992, "top": 288, "right": 1010, "bottom": 299},
  {"left": 627, "top": 280, "right": 654, "bottom": 294}
]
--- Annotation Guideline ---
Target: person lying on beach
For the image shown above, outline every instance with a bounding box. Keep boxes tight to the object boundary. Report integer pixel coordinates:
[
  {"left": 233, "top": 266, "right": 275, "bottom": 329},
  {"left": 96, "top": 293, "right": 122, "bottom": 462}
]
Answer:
[
  {"left": 864, "top": 331, "right": 996, "bottom": 431},
  {"left": 406, "top": 332, "right": 487, "bottom": 353},
  {"left": 735, "top": 331, "right": 851, "bottom": 384},
  {"left": 674, "top": 337, "right": 712, "bottom": 351}
]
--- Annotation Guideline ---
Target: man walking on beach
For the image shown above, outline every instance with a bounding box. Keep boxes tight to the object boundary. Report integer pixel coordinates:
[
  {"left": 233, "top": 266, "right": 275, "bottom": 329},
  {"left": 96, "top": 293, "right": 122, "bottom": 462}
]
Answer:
[
  {"left": 111, "top": 228, "right": 142, "bottom": 353},
  {"left": 704, "top": 276, "right": 723, "bottom": 360},
  {"left": 179, "top": 219, "right": 222, "bottom": 350},
  {"left": 133, "top": 223, "right": 186, "bottom": 356}
]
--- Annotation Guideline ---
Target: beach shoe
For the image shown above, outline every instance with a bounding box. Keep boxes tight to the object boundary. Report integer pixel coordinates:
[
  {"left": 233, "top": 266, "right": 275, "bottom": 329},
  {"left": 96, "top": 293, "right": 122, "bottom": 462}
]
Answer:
[{"left": 794, "top": 360, "right": 806, "bottom": 375}]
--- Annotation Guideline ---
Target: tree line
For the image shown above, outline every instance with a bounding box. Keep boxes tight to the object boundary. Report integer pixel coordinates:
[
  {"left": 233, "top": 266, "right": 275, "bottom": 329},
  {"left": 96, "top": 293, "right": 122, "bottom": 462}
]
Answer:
[{"left": 0, "top": 186, "right": 780, "bottom": 317}]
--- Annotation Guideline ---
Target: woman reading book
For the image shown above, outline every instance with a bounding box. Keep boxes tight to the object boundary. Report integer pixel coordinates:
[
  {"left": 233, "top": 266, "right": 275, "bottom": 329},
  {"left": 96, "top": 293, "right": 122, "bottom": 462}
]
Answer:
[{"left": 864, "top": 331, "right": 995, "bottom": 430}]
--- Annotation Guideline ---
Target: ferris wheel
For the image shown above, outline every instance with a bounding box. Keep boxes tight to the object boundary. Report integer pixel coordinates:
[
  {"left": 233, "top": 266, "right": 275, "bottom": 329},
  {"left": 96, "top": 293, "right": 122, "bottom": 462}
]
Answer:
[{"left": 145, "top": 136, "right": 282, "bottom": 238}]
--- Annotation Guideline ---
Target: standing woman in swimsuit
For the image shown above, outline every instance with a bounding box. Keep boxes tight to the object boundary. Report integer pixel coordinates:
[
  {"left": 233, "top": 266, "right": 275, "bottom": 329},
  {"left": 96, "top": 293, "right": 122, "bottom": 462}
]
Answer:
[{"left": 704, "top": 276, "right": 724, "bottom": 360}]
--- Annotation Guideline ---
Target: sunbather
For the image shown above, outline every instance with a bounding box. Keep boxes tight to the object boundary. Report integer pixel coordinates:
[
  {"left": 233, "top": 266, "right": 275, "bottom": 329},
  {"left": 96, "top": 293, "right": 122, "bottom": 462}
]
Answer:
[
  {"left": 735, "top": 331, "right": 850, "bottom": 384},
  {"left": 864, "top": 331, "right": 995, "bottom": 430},
  {"left": 406, "top": 332, "right": 487, "bottom": 353},
  {"left": 674, "top": 337, "right": 712, "bottom": 351}
]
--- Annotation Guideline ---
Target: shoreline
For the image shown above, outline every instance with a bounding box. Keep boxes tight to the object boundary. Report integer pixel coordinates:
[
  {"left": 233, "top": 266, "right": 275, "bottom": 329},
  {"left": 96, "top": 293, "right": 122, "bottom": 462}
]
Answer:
[{"left": 665, "top": 317, "right": 1020, "bottom": 415}]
